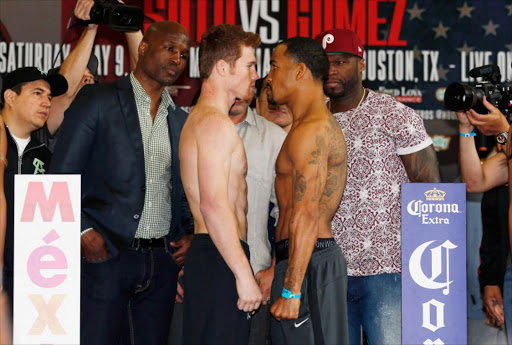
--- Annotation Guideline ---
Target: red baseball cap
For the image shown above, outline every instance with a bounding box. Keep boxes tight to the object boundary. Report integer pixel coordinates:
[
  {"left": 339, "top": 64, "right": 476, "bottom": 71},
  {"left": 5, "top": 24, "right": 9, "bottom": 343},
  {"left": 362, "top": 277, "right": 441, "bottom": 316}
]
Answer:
[{"left": 314, "top": 29, "right": 364, "bottom": 58}]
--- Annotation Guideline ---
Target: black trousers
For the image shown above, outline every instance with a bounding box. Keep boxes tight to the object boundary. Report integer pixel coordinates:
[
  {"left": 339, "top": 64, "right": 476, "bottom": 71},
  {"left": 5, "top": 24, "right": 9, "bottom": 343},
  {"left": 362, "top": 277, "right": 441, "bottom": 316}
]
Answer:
[{"left": 183, "top": 234, "right": 251, "bottom": 345}]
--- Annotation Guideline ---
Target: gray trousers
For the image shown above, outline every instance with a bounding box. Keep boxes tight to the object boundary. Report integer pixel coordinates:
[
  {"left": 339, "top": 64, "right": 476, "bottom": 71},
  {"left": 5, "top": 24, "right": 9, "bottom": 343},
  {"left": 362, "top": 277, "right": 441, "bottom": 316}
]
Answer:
[{"left": 270, "top": 244, "right": 349, "bottom": 345}]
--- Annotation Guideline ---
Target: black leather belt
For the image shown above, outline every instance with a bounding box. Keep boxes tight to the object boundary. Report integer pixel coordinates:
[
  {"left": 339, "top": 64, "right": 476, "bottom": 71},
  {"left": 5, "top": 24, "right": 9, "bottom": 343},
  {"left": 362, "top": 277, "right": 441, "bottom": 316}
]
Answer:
[{"left": 130, "top": 237, "right": 166, "bottom": 250}]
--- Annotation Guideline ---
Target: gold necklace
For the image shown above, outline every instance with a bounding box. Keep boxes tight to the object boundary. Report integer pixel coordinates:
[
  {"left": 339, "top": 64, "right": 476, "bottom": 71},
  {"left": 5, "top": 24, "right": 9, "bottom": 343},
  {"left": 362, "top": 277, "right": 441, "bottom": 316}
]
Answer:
[{"left": 342, "top": 88, "right": 366, "bottom": 134}]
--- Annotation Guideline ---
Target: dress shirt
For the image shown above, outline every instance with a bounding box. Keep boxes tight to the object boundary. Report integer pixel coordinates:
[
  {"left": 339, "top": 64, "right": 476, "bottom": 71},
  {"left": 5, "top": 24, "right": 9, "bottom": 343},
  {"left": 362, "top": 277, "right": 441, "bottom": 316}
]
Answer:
[
  {"left": 235, "top": 108, "right": 286, "bottom": 273},
  {"left": 130, "top": 73, "right": 173, "bottom": 239}
]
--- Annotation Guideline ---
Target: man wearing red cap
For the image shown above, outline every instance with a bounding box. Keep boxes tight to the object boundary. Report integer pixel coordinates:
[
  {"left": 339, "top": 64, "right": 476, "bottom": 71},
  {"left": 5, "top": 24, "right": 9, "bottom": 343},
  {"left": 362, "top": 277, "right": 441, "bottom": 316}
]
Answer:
[{"left": 314, "top": 28, "right": 440, "bottom": 345}]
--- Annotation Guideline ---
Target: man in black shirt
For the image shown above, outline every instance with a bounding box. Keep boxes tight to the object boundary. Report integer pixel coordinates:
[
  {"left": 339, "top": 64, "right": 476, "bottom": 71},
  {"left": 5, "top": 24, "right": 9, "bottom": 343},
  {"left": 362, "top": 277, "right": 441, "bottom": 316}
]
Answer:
[{"left": 0, "top": 66, "right": 68, "bottom": 316}]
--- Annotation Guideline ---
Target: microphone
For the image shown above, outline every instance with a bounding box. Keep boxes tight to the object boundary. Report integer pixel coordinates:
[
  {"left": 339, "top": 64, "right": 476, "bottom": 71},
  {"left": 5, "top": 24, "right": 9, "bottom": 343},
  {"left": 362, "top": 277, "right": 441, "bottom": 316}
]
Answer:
[{"left": 469, "top": 64, "right": 500, "bottom": 79}]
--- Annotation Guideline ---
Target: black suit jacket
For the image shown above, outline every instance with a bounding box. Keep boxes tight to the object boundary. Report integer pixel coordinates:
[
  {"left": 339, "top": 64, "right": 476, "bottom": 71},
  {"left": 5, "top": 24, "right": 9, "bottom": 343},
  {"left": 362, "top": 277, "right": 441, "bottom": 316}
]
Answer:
[{"left": 51, "top": 76, "right": 193, "bottom": 258}]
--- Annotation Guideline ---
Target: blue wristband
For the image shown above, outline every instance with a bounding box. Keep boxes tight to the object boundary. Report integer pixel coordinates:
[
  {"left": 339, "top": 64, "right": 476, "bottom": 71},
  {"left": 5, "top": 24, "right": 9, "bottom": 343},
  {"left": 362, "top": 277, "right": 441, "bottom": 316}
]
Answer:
[
  {"left": 281, "top": 288, "right": 301, "bottom": 299},
  {"left": 460, "top": 131, "right": 476, "bottom": 137}
]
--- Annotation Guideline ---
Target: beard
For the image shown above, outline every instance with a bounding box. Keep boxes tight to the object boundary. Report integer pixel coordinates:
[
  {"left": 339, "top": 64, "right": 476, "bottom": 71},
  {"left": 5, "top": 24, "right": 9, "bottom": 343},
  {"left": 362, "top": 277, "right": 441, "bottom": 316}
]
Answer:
[
  {"left": 266, "top": 85, "right": 286, "bottom": 106},
  {"left": 323, "top": 73, "right": 360, "bottom": 99}
]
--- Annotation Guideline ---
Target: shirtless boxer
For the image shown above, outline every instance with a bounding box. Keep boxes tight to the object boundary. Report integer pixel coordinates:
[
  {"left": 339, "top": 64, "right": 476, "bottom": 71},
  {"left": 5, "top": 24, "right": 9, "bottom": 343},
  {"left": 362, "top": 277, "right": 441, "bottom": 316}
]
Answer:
[
  {"left": 179, "top": 24, "right": 262, "bottom": 345},
  {"left": 267, "top": 37, "right": 349, "bottom": 345}
]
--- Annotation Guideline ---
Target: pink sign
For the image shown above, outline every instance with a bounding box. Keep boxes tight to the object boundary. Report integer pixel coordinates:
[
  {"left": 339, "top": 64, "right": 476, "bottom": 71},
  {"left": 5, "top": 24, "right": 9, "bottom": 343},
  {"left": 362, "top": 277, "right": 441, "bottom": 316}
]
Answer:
[{"left": 13, "top": 175, "right": 80, "bottom": 344}]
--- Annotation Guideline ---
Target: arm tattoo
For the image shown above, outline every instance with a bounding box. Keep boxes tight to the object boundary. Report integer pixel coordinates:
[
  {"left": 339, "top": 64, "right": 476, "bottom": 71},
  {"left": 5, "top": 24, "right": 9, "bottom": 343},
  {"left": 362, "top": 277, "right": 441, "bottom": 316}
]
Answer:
[
  {"left": 293, "top": 171, "right": 307, "bottom": 202},
  {"left": 323, "top": 117, "right": 343, "bottom": 198},
  {"left": 309, "top": 136, "right": 326, "bottom": 201},
  {"left": 401, "top": 145, "right": 441, "bottom": 183},
  {"left": 324, "top": 170, "right": 338, "bottom": 198}
]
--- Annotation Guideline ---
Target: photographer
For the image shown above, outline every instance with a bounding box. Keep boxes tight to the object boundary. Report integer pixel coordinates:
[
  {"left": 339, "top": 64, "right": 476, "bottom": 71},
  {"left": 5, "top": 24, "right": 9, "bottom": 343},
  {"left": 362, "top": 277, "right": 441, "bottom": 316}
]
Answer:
[
  {"left": 42, "top": 0, "right": 142, "bottom": 145},
  {"left": 457, "top": 96, "right": 512, "bottom": 340},
  {"left": 457, "top": 96, "right": 509, "bottom": 193}
]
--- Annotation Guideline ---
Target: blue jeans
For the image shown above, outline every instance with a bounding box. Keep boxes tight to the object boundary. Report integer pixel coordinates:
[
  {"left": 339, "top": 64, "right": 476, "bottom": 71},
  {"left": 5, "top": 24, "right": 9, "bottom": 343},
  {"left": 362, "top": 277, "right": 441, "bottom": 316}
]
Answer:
[
  {"left": 504, "top": 267, "right": 512, "bottom": 345},
  {"left": 347, "top": 273, "right": 401, "bottom": 345},
  {"left": 81, "top": 246, "right": 179, "bottom": 345}
]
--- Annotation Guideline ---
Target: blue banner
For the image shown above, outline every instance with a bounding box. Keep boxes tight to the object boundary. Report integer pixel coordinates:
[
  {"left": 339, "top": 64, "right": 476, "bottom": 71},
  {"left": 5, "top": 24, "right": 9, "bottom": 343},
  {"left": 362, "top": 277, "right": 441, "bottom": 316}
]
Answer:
[{"left": 402, "top": 183, "right": 466, "bottom": 345}]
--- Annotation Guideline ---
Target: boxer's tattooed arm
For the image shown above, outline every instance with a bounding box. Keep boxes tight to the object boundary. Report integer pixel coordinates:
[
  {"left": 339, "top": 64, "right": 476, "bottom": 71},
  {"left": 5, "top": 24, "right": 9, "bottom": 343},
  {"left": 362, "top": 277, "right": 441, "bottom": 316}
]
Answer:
[
  {"left": 309, "top": 136, "right": 327, "bottom": 201},
  {"left": 293, "top": 172, "right": 306, "bottom": 202}
]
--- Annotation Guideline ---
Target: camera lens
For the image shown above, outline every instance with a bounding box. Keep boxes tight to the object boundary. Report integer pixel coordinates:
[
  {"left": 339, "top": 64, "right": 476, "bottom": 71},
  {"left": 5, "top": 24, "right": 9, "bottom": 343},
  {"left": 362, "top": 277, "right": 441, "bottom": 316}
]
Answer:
[
  {"left": 110, "top": 5, "right": 144, "bottom": 31},
  {"left": 444, "top": 82, "right": 484, "bottom": 112},
  {"left": 112, "top": 8, "right": 132, "bottom": 25},
  {"left": 88, "top": 0, "right": 143, "bottom": 31}
]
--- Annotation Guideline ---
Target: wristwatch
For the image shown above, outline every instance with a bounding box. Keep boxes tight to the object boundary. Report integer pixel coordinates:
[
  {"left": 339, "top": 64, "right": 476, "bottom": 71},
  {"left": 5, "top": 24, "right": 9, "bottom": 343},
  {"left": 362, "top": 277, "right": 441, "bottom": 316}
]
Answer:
[{"left": 496, "top": 130, "right": 509, "bottom": 145}]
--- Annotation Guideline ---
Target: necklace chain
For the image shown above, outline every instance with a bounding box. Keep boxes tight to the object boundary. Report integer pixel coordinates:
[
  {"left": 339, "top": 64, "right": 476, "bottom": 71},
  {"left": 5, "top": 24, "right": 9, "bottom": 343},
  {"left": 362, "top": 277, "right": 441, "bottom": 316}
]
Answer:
[{"left": 342, "top": 89, "right": 366, "bottom": 134}]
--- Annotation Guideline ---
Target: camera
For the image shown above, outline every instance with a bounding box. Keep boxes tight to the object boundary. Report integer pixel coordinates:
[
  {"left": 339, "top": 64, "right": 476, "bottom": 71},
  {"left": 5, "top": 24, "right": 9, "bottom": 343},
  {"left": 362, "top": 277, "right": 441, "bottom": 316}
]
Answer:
[
  {"left": 444, "top": 64, "right": 512, "bottom": 118},
  {"left": 89, "top": 0, "right": 144, "bottom": 32}
]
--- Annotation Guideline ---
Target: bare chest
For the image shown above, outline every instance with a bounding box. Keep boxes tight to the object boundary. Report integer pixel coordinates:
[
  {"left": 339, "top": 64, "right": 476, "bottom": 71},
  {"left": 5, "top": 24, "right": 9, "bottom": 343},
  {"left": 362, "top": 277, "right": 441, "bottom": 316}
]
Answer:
[
  {"left": 275, "top": 142, "right": 293, "bottom": 179},
  {"left": 231, "top": 140, "right": 247, "bottom": 178}
]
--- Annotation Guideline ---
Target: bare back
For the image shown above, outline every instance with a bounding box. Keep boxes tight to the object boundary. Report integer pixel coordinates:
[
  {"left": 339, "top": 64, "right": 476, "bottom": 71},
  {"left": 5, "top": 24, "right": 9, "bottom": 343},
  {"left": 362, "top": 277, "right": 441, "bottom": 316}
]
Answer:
[
  {"left": 179, "top": 104, "right": 248, "bottom": 240},
  {"left": 275, "top": 111, "right": 347, "bottom": 242}
]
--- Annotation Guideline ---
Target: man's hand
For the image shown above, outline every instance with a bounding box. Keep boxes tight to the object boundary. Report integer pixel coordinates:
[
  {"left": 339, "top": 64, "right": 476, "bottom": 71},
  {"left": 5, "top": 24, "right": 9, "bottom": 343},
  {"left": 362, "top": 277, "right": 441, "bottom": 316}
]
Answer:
[
  {"left": 175, "top": 267, "right": 185, "bottom": 303},
  {"left": 81, "top": 229, "right": 109, "bottom": 262},
  {"left": 255, "top": 267, "right": 274, "bottom": 305},
  {"left": 0, "top": 289, "right": 12, "bottom": 345},
  {"left": 235, "top": 275, "right": 262, "bottom": 312},
  {"left": 270, "top": 296, "right": 300, "bottom": 321},
  {"left": 466, "top": 97, "right": 509, "bottom": 136},
  {"left": 170, "top": 234, "right": 193, "bottom": 266},
  {"left": 73, "top": 0, "right": 98, "bottom": 29},
  {"left": 483, "top": 285, "right": 505, "bottom": 327},
  {"left": 456, "top": 111, "right": 474, "bottom": 133}
]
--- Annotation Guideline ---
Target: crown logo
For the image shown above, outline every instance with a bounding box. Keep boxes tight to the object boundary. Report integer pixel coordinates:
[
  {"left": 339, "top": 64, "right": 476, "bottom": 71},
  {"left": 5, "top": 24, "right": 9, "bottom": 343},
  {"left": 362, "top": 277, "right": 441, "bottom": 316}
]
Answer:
[
  {"left": 37, "top": 67, "right": 47, "bottom": 76},
  {"left": 424, "top": 188, "right": 446, "bottom": 201}
]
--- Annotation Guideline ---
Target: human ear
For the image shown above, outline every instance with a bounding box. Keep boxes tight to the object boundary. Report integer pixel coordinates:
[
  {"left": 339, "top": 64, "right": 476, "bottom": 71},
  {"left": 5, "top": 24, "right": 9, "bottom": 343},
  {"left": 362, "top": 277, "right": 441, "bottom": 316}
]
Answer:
[
  {"left": 3, "top": 90, "right": 15, "bottom": 107},
  {"left": 138, "top": 41, "right": 148, "bottom": 58},
  {"left": 216, "top": 60, "right": 229, "bottom": 76},
  {"left": 296, "top": 62, "right": 307, "bottom": 80},
  {"left": 359, "top": 58, "right": 366, "bottom": 74}
]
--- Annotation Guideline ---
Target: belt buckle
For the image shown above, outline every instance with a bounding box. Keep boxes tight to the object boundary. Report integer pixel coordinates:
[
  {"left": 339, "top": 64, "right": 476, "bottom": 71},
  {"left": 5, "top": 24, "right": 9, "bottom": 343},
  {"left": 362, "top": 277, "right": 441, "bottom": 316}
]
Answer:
[
  {"left": 132, "top": 238, "right": 141, "bottom": 250},
  {"left": 147, "top": 238, "right": 153, "bottom": 250}
]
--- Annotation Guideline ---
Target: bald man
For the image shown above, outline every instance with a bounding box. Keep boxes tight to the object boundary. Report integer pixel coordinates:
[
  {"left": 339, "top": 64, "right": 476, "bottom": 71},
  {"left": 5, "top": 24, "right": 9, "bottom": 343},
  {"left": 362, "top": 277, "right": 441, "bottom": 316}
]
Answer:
[{"left": 51, "top": 21, "right": 193, "bottom": 345}]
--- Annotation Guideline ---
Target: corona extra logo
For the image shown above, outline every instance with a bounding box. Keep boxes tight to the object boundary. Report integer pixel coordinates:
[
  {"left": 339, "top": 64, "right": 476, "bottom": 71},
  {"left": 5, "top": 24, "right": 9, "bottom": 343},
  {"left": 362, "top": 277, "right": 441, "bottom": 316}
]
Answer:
[
  {"left": 424, "top": 188, "right": 446, "bottom": 201},
  {"left": 407, "top": 188, "right": 458, "bottom": 223}
]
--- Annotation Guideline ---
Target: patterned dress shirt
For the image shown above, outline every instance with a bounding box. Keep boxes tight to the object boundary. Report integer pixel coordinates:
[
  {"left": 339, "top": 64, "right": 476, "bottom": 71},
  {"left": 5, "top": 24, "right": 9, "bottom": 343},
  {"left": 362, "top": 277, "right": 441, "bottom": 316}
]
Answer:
[{"left": 130, "top": 73, "right": 173, "bottom": 239}]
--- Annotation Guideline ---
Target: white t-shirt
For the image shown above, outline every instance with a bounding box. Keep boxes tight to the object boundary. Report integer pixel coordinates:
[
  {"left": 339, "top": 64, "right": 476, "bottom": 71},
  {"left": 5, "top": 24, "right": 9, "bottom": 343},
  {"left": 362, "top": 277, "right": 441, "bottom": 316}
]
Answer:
[
  {"left": 10, "top": 132, "right": 31, "bottom": 157},
  {"left": 331, "top": 89, "right": 433, "bottom": 276}
]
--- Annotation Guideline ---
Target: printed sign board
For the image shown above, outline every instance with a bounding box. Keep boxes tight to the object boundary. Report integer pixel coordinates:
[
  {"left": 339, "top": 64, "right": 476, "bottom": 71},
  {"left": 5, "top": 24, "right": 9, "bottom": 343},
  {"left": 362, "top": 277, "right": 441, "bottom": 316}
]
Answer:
[
  {"left": 402, "top": 183, "right": 466, "bottom": 345},
  {"left": 13, "top": 175, "right": 81, "bottom": 344}
]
